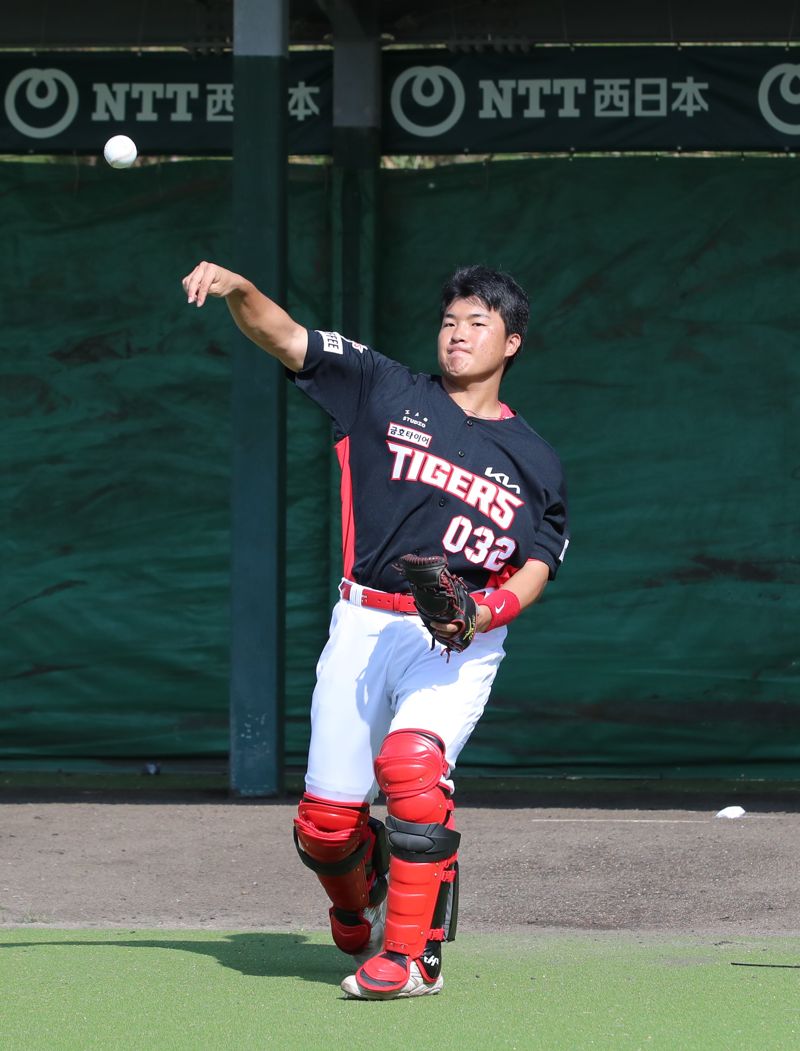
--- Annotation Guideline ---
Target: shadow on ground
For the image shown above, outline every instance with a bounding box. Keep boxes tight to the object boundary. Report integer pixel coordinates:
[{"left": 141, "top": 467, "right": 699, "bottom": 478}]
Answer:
[{"left": 0, "top": 932, "right": 342, "bottom": 982}]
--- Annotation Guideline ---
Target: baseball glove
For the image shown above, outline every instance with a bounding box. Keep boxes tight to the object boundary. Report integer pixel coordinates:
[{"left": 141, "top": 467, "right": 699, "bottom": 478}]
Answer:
[{"left": 396, "top": 553, "right": 477, "bottom": 654}]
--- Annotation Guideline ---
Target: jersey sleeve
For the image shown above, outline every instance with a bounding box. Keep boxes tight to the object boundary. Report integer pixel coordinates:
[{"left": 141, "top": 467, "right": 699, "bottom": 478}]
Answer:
[
  {"left": 289, "top": 328, "right": 389, "bottom": 438},
  {"left": 528, "top": 462, "right": 570, "bottom": 580}
]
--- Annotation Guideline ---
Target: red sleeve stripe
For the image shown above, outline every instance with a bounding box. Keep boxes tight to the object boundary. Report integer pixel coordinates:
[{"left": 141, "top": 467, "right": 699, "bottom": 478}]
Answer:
[
  {"left": 485, "top": 563, "right": 518, "bottom": 590},
  {"left": 335, "top": 436, "right": 356, "bottom": 580}
]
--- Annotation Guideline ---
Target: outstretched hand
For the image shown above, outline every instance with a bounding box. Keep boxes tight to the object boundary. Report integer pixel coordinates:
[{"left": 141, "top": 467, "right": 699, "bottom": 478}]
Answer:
[{"left": 182, "top": 261, "right": 243, "bottom": 307}]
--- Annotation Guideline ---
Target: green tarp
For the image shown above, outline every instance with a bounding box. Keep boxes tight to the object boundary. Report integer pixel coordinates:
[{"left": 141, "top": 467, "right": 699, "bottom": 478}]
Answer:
[{"left": 2, "top": 157, "right": 798, "bottom": 774}]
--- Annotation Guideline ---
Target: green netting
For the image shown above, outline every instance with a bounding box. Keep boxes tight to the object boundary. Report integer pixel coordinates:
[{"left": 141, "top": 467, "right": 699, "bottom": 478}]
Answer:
[
  {"left": 376, "top": 158, "right": 799, "bottom": 773},
  {"left": 1, "top": 159, "right": 332, "bottom": 762},
  {"left": 1, "top": 157, "right": 798, "bottom": 774}
]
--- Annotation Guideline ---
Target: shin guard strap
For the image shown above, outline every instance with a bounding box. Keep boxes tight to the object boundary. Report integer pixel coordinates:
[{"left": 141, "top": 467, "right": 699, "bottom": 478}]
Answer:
[
  {"left": 293, "top": 828, "right": 370, "bottom": 877},
  {"left": 385, "top": 815, "right": 461, "bottom": 862}
]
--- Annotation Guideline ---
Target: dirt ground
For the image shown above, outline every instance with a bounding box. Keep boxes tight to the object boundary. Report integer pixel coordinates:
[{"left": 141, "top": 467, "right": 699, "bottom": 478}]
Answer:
[{"left": 2, "top": 780, "right": 798, "bottom": 936}]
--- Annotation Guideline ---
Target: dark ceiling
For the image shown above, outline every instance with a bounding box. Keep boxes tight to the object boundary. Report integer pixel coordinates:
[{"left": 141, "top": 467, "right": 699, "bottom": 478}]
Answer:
[{"left": 5, "top": 0, "right": 800, "bottom": 50}]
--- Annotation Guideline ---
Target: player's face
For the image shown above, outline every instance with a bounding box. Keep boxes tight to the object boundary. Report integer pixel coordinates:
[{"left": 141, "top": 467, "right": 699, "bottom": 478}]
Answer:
[{"left": 437, "top": 297, "right": 520, "bottom": 385}]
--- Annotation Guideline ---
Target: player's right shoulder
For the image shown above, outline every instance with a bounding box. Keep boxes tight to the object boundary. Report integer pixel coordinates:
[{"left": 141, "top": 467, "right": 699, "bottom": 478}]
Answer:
[
  {"left": 311, "top": 329, "right": 370, "bottom": 357},
  {"left": 305, "top": 329, "right": 407, "bottom": 382}
]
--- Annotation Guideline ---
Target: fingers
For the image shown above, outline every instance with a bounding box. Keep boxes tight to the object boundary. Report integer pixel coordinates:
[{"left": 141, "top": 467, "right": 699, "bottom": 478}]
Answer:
[
  {"left": 434, "top": 623, "right": 459, "bottom": 636},
  {"left": 181, "top": 261, "right": 210, "bottom": 307},
  {"left": 181, "top": 261, "right": 223, "bottom": 308}
]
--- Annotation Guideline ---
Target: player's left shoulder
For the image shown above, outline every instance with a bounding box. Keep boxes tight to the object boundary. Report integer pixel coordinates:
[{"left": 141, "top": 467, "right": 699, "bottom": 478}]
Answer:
[{"left": 500, "top": 409, "right": 563, "bottom": 458}]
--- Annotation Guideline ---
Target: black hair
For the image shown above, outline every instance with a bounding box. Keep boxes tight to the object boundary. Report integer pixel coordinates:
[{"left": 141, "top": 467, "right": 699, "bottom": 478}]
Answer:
[{"left": 439, "top": 264, "right": 529, "bottom": 373}]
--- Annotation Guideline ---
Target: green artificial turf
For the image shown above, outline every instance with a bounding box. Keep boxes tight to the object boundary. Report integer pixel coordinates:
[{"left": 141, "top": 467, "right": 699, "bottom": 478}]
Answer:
[{"left": 1, "top": 929, "right": 798, "bottom": 1050}]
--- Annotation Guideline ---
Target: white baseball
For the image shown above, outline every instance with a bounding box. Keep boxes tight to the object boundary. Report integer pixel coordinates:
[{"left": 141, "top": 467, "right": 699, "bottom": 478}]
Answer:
[
  {"left": 715, "top": 805, "right": 746, "bottom": 819},
  {"left": 103, "top": 134, "right": 138, "bottom": 169}
]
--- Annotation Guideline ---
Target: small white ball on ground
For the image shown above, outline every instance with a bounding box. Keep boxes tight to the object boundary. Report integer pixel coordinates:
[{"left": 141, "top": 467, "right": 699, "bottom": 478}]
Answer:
[
  {"left": 715, "top": 805, "right": 746, "bottom": 819},
  {"left": 103, "top": 134, "right": 138, "bottom": 169}
]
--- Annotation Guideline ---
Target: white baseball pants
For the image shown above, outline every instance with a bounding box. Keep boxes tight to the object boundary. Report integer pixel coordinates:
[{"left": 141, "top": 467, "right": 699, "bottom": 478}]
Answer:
[{"left": 304, "top": 586, "right": 507, "bottom": 803}]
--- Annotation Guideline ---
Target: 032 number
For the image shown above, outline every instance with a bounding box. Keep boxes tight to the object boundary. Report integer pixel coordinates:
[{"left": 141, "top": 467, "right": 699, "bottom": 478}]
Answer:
[{"left": 441, "top": 515, "right": 516, "bottom": 570}]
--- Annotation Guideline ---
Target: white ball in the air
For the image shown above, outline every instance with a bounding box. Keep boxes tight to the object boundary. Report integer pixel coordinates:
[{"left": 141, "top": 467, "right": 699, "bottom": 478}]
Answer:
[{"left": 103, "top": 135, "right": 138, "bottom": 169}]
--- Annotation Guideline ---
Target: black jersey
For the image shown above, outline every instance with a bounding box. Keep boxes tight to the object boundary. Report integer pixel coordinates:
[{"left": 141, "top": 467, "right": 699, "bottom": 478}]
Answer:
[{"left": 290, "top": 329, "right": 569, "bottom": 594}]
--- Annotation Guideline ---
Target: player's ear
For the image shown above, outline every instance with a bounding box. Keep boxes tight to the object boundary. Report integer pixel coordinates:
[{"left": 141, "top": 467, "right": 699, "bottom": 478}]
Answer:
[
  {"left": 504, "top": 332, "right": 521, "bottom": 358},
  {"left": 502, "top": 334, "right": 522, "bottom": 375}
]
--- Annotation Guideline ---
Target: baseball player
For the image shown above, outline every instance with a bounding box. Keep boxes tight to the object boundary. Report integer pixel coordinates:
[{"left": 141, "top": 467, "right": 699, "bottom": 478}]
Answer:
[{"left": 182, "top": 260, "right": 569, "bottom": 1000}]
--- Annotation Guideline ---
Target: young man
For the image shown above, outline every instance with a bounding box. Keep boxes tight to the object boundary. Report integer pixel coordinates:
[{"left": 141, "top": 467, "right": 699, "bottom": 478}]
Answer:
[{"left": 182, "top": 261, "right": 569, "bottom": 1000}]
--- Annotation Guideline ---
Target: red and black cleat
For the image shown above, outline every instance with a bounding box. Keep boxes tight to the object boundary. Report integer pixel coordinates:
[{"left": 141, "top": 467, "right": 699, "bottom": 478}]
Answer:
[{"left": 341, "top": 943, "right": 444, "bottom": 1000}]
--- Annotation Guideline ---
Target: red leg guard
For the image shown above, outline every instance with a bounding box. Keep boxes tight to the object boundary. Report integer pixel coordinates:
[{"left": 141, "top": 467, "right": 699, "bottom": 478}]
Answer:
[
  {"left": 381, "top": 850, "right": 456, "bottom": 955},
  {"left": 293, "top": 793, "right": 388, "bottom": 954},
  {"left": 374, "top": 728, "right": 451, "bottom": 824},
  {"left": 354, "top": 730, "right": 459, "bottom": 996}
]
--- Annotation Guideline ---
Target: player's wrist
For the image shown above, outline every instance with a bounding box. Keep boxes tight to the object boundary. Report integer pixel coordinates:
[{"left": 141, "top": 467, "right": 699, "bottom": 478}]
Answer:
[
  {"left": 225, "top": 273, "right": 250, "bottom": 299},
  {"left": 477, "top": 589, "right": 521, "bottom": 630}
]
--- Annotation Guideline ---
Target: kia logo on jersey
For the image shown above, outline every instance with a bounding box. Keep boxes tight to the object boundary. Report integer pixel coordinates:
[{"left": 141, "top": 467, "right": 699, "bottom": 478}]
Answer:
[{"left": 484, "top": 467, "right": 521, "bottom": 494}]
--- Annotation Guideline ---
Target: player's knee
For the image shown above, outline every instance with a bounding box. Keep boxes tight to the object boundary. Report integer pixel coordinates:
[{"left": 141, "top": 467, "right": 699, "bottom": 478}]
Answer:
[
  {"left": 374, "top": 729, "right": 450, "bottom": 824},
  {"left": 294, "top": 793, "right": 369, "bottom": 863}
]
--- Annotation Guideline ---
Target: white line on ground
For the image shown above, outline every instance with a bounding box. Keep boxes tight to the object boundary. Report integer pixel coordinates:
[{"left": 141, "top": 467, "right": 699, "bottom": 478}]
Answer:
[{"left": 523, "top": 816, "right": 793, "bottom": 823}]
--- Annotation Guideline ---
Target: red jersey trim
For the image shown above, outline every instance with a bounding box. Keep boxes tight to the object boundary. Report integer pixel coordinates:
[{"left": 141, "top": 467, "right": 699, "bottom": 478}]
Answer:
[
  {"left": 335, "top": 436, "right": 356, "bottom": 579},
  {"left": 465, "top": 402, "right": 515, "bottom": 421},
  {"left": 485, "top": 556, "right": 546, "bottom": 590},
  {"left": 485, "top": 563, "right": 518, "bottom": 590}
]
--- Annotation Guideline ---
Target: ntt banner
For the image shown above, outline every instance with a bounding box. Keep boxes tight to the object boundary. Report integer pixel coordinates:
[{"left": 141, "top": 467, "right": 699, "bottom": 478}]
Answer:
[
  {"left": 0, "top": 52, "right": 332, "bottom": 155},
  {"left": 4, "top": 47, "right": 800, "bottom": 154}
]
